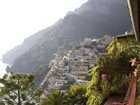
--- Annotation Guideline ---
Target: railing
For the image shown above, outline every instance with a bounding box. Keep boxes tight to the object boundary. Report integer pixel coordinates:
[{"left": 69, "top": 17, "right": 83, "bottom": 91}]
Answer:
[{"left": 123, "top": 75, "right": 137, "bottom": 105}]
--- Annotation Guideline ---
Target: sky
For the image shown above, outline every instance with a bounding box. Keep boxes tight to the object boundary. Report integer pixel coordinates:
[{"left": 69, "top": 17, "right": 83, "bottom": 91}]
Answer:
[{"left": 0, "top": 0, "right": 87, "bottom": 59}]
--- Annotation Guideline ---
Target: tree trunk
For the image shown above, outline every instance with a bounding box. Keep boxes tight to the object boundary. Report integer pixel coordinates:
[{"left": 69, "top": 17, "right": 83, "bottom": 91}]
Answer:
[{"left": 17, "top": 78, "right": 22, "bottom": 105}]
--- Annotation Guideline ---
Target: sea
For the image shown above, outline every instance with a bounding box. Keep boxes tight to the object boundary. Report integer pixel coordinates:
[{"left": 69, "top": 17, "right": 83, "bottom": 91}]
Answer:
[{"left": 0, "top": 60, "right": 8, "bottom": 78}]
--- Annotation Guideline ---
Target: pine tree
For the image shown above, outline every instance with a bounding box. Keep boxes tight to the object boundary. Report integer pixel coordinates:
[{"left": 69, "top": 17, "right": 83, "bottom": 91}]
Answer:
[{"left": 0, "top": 73, "right": 42, "bottom": 105}]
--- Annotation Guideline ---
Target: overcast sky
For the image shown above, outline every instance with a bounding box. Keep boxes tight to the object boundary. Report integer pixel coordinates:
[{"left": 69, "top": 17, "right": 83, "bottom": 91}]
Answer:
[{"left": 0, "top": 0, "right": 87, "bottom": 58}]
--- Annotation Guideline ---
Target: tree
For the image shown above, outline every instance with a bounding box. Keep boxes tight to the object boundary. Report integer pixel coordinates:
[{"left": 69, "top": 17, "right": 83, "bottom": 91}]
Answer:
[
  {"left": 67, "top": 84, "right": 87, "bottom": 105},
  {"left": 86, "top": 37, "right": 140, "bottom": 105},
  {"left": 0, "top": 73, "right": 43, "bottom": 105},
  {"left": 41, "top": 90, "right": 66, "bottom": 105}
]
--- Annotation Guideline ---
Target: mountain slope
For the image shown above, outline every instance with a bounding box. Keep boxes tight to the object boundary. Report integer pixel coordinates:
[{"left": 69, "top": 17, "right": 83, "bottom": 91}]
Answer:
[
  {"left": 4, "top": 0, "right": 131, "bottom": 73},
  {"left": 2, "top": 24, "right": 58, "bottom": 65},
  {"left": 40, "top": 36, "right": 113, "bottom": 89}
]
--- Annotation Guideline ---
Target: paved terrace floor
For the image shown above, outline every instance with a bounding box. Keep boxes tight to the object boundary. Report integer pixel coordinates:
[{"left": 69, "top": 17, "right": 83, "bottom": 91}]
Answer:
[{"left": 103, "top": 96, "right": 124, "bottom": 105}]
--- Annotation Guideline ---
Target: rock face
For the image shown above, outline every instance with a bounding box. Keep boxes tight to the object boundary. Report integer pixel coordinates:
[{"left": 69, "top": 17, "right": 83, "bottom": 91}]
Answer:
[
  {"left": 2, "top": 26, "right": 56, "bottom": 65},
  {"left": 41, "top": 35, "right": 113, "bottom": 90},
  {"left": 3, "top": 0, "right": 131, "bottom": 73}
]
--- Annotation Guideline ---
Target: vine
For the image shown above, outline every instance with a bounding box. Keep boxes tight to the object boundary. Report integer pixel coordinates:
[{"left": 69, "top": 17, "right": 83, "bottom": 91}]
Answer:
[{"left": 87, "top": 36, "right": 140, "bottom": 105}]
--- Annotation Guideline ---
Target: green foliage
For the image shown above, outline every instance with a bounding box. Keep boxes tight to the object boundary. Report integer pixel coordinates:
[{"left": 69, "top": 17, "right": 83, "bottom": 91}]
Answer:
[
  {"left": 136, "top": 96, "right": 140, "bottom": 105},
  {"left": 67, "top": 84, "right": 87, "bottom": 105},
  {"left": 86, "top": 66, "right": 109, "bottom": 105},
  {"left": 41, "top": 84, "right": 87, "bottom": 105},
  {"left": 136, "top": 64, "right": 140, "bottom": 105},
  {"left": 0, "top": 73, "right": 43, "bottom": 105},
  {"left": 87, "top": 37, "right": 140, "bottom": 105},
  {"left": 41, "top": 90, "right": 66, "bottom": 105},
  {"left": 116, "top": 51, "right": 130, "bottom": 67}
]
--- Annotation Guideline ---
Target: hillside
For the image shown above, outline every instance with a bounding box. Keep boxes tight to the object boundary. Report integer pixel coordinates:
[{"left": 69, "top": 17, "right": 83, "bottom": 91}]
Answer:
[
  {"left": 2, "top": 22, "right": 61, "bottom": 65},
  {"left": 4, "top": 0, "right": 131, "bottom": 73},
  {"left": 40, "top": 35, "right": 113, "bottom": 89}
]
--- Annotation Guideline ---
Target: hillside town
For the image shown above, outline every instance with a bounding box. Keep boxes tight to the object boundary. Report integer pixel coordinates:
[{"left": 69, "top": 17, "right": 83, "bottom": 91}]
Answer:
[{"left": 41, "top": 35, "right": 113, "bottom": 90}]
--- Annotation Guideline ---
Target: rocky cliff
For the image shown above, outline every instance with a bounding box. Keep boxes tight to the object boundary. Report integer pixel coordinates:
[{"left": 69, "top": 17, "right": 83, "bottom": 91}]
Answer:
[{"left": 4, "top": 0, "right": 131, "bottom": 73}]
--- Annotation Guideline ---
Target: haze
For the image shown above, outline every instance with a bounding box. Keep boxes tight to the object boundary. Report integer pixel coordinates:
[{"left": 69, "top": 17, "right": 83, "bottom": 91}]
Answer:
[{"left": 0, "top": 0, "right": 87, "bottom": 58}]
